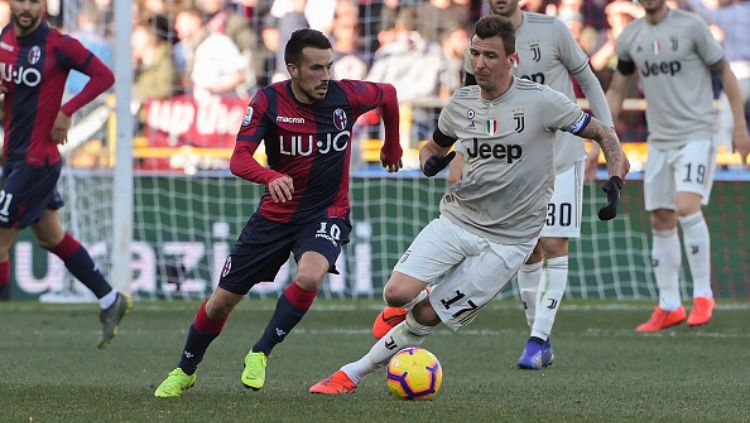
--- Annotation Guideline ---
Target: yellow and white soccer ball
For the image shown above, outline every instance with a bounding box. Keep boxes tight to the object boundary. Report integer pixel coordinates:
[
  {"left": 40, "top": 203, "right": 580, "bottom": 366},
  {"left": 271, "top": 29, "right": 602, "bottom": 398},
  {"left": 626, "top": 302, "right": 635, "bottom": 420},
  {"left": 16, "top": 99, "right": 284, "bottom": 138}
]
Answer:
[{"left": 386, "top": 347, "right": 443, "bottom": 400}]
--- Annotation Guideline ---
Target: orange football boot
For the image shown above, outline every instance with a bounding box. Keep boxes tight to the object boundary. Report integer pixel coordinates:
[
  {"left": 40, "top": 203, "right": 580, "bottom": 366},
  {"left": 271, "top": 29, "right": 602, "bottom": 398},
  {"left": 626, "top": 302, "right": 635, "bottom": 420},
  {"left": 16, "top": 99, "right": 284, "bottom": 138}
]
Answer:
[
  {"left": 635, "top": 306, "right": 686, "bottom": 332},
  {"left": 687, "top": 297, "right": 715, "bottom": 327},
  {"left": 309, "top": 370, "right": 357, "bottom": 395},
  {"left": 372, "top": 306, "right": 408, "bottom": 339}
]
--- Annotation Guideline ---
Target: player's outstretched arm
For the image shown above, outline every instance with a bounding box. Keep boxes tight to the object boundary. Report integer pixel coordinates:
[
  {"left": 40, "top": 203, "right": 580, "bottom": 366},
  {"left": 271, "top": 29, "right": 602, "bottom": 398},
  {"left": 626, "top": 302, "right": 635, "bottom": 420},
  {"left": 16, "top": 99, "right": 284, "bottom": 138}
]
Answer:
[
  {"left": 579, "top": 118, "right": 630, "bottom": 220},
  {"left": 420, "top": 140, "right": 454, "bottom": 178},
  {"left": 712, "top": 59, "right": 750, "bottom": 164}
]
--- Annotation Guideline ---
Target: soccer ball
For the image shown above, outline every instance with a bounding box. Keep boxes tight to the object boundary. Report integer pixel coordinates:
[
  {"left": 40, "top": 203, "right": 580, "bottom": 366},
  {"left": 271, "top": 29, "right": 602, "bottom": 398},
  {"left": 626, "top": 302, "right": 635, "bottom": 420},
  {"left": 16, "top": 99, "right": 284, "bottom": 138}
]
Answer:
[{"left": 386, "top": 347, "right": 443, "bottom": 400}]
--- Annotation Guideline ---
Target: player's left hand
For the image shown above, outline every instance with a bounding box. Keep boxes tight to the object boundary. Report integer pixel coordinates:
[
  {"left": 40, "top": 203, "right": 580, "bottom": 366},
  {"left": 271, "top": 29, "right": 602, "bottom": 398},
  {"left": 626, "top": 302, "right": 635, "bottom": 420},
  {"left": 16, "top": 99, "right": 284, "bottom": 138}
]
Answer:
[
  {"left": 51, "top": 111, "right": 72, "bottom": 145},
  {"left": 598, "top": 175, "right": 623, "bottom": 221},
  {"left": 380, "top": 150, "right": 403, "bottom": 173},
  {"left": 732, "top": 127, "right": 750, "bottom": 165}
]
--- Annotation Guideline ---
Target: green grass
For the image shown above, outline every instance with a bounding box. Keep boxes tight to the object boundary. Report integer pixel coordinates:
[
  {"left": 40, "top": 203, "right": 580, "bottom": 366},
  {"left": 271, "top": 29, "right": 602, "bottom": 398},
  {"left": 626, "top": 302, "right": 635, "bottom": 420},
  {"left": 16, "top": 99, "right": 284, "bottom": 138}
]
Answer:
[{"left": 1, "top": 299, "right": 749, "bottom": 422}]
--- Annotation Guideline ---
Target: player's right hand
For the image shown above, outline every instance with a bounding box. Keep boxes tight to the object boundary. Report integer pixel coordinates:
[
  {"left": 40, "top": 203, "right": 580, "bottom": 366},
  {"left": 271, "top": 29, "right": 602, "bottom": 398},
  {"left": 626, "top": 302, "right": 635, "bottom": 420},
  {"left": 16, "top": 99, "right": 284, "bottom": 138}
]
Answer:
[
  {"left": 598, "top": 175, "right": 623, "bottom": 221},
  {"left": 268, "top": 175, "right": 294, "bottom": 203},
  {"left": 380, "top": 150, "right": 403, "bottom": 173},
  {"left": 422, "top": 151, "right": 456, "bottom": 177}
]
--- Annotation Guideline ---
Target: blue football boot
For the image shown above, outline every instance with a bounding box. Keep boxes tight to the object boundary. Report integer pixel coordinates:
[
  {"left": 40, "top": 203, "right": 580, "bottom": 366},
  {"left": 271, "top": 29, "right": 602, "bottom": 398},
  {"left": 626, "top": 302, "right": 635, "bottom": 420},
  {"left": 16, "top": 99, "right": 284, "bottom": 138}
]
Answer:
[
  {"left": 541, "top": 338, "right": 554, "bottom": 367},
  {"left": 517, "top": 340, "right": 544, "bottom": 370}
]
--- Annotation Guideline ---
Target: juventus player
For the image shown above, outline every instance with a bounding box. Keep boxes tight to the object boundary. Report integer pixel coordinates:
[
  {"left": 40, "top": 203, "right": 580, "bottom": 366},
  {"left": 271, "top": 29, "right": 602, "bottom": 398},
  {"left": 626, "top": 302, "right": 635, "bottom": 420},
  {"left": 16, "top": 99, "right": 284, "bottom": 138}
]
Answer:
[
  {"left": 606, "top": 0, "right": 749, "bottom": 332},
  {"left": 309, "top": 16, "right": 627, "bottom": 395},
  {"left": 372, "top": 0, "right": 623, "bottom": 370}
]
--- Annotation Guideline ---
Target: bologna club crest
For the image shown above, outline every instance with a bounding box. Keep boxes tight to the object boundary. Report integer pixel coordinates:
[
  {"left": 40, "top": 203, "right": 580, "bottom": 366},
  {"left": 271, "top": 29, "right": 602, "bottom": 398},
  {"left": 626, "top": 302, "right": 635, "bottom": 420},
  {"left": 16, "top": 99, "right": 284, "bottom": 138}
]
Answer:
[
  {"left": 28, "top": 46, "right": 41, "bottom": 65},
  {"left": 333, "top": 108, "right": 348, "bottom": 130}
]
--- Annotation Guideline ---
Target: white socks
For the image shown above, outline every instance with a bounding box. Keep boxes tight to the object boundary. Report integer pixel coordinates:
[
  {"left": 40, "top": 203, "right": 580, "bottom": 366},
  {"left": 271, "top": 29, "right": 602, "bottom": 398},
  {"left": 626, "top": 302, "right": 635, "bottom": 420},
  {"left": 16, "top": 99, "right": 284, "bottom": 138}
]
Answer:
[
  {"left": 531, "top": 256, "right": 568, "bottom": 340},
  {"left": 517, "top": 261, "right": 543, "bottom": 328},
  {"left": 341, "top": 312, "right": 434, "bottom": 384},
  {"left": 678, "top": 211, "right": 713, "bottom": 299},
  {"left": 99, "top": 290, "right": 118, "bottom": 309},
  {"left": 652, "top": 229, "right": 682, "bottom": 310}
]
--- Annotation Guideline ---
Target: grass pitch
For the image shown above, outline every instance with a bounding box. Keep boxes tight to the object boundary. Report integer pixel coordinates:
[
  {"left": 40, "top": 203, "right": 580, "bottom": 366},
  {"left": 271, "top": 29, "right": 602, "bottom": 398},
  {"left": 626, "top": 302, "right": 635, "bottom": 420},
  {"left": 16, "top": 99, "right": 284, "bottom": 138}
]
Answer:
[{"left": 1, "top": 299, "right": 748, "bottom": 422}]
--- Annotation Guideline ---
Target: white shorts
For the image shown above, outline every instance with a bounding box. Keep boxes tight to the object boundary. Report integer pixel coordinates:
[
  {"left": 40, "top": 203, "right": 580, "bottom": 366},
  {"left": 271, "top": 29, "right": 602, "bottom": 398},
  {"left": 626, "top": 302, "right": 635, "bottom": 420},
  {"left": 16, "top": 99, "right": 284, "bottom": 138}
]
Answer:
[
  {"left": 540, "top": 160, "right": 584, "bottom": 239},
  {"left": 393, "top": 216, "right": 536, "bottom": 330},
  {"left": 644, "top": 140, "right": 716, "bottom": 211}
]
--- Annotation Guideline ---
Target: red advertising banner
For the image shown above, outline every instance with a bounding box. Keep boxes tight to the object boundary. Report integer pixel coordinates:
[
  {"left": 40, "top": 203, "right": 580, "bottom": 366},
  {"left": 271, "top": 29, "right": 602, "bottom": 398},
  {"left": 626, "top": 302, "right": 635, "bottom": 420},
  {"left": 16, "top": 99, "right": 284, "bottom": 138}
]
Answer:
[{"left": 142, "top": 95, "right": 250, "bottom": 149}]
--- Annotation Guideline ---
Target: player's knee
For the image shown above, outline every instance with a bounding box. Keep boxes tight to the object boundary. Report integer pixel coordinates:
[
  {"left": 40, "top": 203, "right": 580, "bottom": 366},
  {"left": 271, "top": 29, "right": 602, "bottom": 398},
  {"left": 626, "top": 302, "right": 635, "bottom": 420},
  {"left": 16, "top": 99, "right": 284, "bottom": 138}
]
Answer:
[
  {"left": 294, "top": 270, "right": 324, "bottom": 290},
  {"left": 205, "top": 297, "right": 235, "bottom": 320},
  {"left": 651, "top": 209, "right": 677, "bottom": 230},
  {"left": 675, "top": 202, "right": 702, "bottom": 218},
  {"left": 541, "top": 237, "right": 568, "bottom": 258},
  {"left": 383, "top": 283, "right": 412, "bottom": 307},
  {"left": 410, "top": 300, "right": 440, "bottom": 327},
  {"left": 36, "top": 237, "right": 59, "bottom": 251},
  {"left": 525, "top": 242, "right": 543, "bottom": 264}
]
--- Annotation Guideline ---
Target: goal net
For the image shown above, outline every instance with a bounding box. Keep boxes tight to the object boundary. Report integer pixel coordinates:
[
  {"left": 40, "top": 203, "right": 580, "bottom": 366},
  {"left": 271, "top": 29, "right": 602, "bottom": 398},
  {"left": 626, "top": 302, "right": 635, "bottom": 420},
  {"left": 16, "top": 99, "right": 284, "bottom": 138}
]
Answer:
[{"left": 14, "top": 0, "right": 749, "bottom": 302}]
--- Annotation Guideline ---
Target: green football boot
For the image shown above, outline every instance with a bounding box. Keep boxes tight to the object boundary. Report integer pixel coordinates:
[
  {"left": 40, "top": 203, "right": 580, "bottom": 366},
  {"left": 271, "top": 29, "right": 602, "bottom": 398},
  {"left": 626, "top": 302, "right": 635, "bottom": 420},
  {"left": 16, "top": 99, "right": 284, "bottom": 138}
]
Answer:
[
  {"left": 154, "top": 368, "right": 197, "bottom": 398},
  {"left": 241, "top": 351, "right": 268, "bottom": 390},
  {"left": 98, "top": 292, "right": 133, "bottom": 349}
]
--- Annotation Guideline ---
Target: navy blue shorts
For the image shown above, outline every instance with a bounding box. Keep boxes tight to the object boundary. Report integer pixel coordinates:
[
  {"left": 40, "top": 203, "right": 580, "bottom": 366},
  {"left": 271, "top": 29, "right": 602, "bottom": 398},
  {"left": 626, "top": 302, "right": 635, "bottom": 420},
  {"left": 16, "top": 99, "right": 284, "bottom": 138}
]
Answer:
[
  {"left": 218, "top": 213, "right": 352, "bottom": 295},
  {"left": 0, "top": 162, "right": 64, "bottom": 229}
]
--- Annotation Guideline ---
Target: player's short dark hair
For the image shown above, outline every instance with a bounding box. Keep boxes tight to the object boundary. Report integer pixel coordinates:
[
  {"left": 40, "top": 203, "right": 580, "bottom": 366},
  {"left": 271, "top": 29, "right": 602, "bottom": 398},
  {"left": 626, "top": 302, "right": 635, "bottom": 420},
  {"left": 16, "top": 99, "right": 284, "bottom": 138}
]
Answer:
[
  {"left": 284, "top": 29, "right": 332, "bottom": 65},
  {"left": 472, "top": 15, "right": 515, "bottom": 56}
]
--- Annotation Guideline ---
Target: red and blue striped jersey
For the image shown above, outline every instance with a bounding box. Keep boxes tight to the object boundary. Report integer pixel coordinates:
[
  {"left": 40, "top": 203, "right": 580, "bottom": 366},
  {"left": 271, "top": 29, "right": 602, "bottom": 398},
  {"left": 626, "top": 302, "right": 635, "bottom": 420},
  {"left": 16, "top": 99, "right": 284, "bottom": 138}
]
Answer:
[
  {"left": 0, "top": 21, "right": 114, "bottom": 166},
  {"left": 233, "top": 79, "right": 401, "bottom": 224}
]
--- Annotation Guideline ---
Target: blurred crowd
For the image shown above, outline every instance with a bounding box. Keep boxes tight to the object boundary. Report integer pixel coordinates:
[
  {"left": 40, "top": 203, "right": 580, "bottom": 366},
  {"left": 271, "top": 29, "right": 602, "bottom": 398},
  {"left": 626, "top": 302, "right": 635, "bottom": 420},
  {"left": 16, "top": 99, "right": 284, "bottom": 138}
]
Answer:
[{"left": 0, "top": 0, "right": 748, "bottom": 145}]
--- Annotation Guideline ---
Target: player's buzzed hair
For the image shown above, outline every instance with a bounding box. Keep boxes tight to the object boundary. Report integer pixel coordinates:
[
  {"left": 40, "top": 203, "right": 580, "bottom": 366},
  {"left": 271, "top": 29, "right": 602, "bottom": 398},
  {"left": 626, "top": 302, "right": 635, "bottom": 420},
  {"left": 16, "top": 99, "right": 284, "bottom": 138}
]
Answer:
[
  {"left": 473, "top": 15, "right": 515, "bottom": 56},
  {"left": 285, "top": 28, "right": 333, "bottom": 65}
]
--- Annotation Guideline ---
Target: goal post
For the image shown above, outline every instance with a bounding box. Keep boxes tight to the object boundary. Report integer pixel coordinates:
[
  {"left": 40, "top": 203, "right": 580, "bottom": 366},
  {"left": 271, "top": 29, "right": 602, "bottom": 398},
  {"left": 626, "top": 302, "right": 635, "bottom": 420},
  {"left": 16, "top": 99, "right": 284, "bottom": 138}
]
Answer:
[{"left": 111, "top": 0, "right": 134, "bottom": 293}]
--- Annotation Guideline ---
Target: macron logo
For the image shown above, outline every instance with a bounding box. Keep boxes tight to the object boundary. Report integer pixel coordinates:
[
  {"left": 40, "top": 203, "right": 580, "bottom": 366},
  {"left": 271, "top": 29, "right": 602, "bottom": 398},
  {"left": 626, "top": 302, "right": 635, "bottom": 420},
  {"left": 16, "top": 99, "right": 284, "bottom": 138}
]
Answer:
[{"left": 276, "top": 116, "right": 305, "bottom": 124}]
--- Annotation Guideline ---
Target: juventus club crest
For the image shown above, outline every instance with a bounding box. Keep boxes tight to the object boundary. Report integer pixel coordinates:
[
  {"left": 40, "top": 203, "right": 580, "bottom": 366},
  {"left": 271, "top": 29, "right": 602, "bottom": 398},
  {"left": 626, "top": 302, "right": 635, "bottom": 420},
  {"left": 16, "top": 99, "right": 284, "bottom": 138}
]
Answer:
[
  {"left": 333, "top": 108, "right": 348, "bottom": 130},
  {"left": 513, "top": 110, "right": 525, "bottom": 133},
  {"left": 529, "top": 41, "right": 541, "bottom": 62},
  {"left": 670, "top": 36, "right": 678, "bottom": 51}
]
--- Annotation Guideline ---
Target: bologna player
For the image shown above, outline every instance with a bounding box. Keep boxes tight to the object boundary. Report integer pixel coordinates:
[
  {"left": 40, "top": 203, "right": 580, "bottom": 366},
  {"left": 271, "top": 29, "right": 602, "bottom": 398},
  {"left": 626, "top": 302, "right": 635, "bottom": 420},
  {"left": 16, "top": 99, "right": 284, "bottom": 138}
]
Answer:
[
  {"left": 154, "top": 28, "right": 403, "bottom": 398},
  {"left": 606, "top": 0, "right": 749, "bottom": 332},
  {"left": 309, "top": 16, "right": 626, "bottom": 395},
  {"left": 0, "top": 0, "right": 128, "bottom": 348}
]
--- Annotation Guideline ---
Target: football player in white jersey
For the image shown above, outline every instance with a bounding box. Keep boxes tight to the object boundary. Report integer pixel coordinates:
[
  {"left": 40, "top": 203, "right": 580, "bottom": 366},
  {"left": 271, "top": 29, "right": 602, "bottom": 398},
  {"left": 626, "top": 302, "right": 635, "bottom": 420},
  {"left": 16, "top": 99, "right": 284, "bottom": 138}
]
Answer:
[
  {"left": 309, "top": 15, "right": 627, "bottom": 395},
  {"left": 371, "top": 0, "right": 622, "bottom": 371},
  {"left": 606, "top": 0, "right": 749, "bottom": 332}
]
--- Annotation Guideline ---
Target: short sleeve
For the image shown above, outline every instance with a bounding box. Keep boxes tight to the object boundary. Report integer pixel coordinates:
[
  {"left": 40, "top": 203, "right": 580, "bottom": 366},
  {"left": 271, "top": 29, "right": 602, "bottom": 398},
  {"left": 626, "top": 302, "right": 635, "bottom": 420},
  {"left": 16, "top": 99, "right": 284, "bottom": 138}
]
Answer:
[
  {"left": 437, "top": 99, "right": 460, "bottom": 141},
  {"left": 691, "top": 18, "right": 724, "bottom": 66},
  {"left": 614, "top": 28, "right": 633, "bottom": 63},
  {"left": 542, "top": 86, "right": 589, "bottom": 135},
  {"left": 555, "top": 19, "right": 589, "bottom": 74}
]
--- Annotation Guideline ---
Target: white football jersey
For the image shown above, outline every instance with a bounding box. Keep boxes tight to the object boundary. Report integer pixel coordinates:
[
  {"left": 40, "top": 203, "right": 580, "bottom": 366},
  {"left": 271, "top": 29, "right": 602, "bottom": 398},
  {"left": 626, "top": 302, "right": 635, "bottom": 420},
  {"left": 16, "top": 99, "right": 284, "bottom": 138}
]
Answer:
[
  {"left": 438, "top": 78, "right": 590, "bottom": 244},
  {"left": 465, "top": 12, "right": 590, "bottom": 174},
  {"left": 616, "top": 9, "right": 724, "bottom": 147}
]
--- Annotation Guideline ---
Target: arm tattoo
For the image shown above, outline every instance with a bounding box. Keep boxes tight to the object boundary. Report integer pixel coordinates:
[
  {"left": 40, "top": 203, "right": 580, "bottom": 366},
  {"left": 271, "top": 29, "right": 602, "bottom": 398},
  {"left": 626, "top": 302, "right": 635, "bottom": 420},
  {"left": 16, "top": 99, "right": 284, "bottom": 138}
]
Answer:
[{"left": 579, "top": 118, "right": 625, "bottom": 177}]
